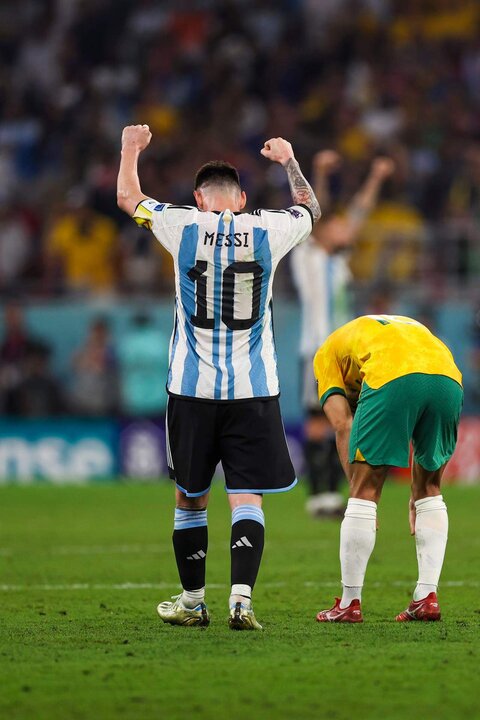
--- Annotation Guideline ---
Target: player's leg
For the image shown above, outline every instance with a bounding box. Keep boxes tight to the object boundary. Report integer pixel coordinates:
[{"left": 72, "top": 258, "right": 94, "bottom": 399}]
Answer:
[
  {"left": 157, "top": 397, "right": 219, "bottom": 626},
  {"left": 304, "top": 411, "right": 345, "bottom": 518},
  {"left": 316, "top": 462, "right": 387, "bottom": 622},
  {"left": 395, "top": 463, "right": 447, "bottom": 622},
  {"left": 301, "top": 359, "right": 344, "bottom": 519},
  {"left": 220, "top": 398, "right": 297, "bottom": 630},
  {"left": 396, "top": 374, "right": 463, "bottom": 621},
  {"left": 412, "top": 461, "right": 447, "bottom": 602},
  {"left": 227, "top": 492, "right": 264, "bottom": 630},
  {"left": 172, "top": 488, "right": 209, "bottom": 605},
  {"left": 158, "top": 489, "right": 211, "bottom": 626},
  {"left": 317, "top": 380, "right": 411, "bottom": 623}
]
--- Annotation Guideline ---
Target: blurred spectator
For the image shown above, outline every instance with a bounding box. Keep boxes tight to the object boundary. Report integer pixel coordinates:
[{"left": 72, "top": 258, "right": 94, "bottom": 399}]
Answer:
[
  {"left": 10, "top": 341, "right": 63, "bottom": 418},
  {"left": 70, "top": 316, "right": 117, "bottom": 415},
  {"left": 0, "top": 0, "right": 478, "bottom": 303},
  {"left": 118, "top": 313, "right": 169, "bottom": 416},
  {"left": 471, "top": 306, "right": 480, "bottom": 403},
  {"left": 0, "top": 201, "right": 33, "bottom": 294},
  {"left": 46, "top": 188, "right": 118, "bottom": 295},
  {"left": 120, "top": 224, "right": 174, "bottom": 295},
  {"left": 0, "top": 302, "right": 37, "bottom": 413}
]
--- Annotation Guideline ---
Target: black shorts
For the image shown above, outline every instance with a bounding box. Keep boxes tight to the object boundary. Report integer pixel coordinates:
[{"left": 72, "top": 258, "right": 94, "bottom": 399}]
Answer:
[{"left": 166, "top": 396, "right": 297, "bottom": 497}]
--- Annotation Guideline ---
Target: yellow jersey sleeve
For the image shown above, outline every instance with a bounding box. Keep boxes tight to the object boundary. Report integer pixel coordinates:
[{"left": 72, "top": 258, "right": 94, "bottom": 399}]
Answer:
[{"left": 313, "top": 338, "right": 347, "bottom": 407}]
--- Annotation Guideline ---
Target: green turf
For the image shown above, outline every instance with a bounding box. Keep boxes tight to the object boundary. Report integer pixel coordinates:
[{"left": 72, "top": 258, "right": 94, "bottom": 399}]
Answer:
[{"left": 0, "top": 481, "right": 478, "bottom": 720}]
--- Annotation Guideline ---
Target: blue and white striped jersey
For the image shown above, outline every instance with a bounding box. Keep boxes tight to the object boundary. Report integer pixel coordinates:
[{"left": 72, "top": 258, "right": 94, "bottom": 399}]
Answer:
[
  {"left": 133, "top": 198, "right": 313, "bottom": 400},
  {"left": 291, "top": 238, "right": 351, "bottom": 358}
]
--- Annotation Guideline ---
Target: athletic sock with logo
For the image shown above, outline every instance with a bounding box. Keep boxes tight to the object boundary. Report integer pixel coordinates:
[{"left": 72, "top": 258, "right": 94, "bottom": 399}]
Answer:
[
  {"left": 413, "top": 495, "right": 448, "bottom": 601},
  {"left": 339, "top": 498, "right": 377, "bottom": 608},
  {"left": 230, "top": 505, "right": 265, "bottom": 605},
  {"left": 172, "top": 508, "right": 207, "bottom": 606}
]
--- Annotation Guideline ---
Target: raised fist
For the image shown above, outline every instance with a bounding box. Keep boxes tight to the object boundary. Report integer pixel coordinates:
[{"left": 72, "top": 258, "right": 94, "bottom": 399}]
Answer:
[
  {"left": 312, "top": 150, "right": 341, "bottom": 175},
  {"left": 371, "top": 156, "right": 395, "bottom": 181},
  {"left": 121, "top": 124, "right": 152, "bottom": 152},
  {"left": 260, "top": 137, "right": 295, "bottom": 166}
]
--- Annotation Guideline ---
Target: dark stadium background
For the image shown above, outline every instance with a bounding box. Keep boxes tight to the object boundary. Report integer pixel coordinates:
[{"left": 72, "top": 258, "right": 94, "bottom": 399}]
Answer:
[{"left": 0, "top": 0, "right": 479, "bottom": 483}]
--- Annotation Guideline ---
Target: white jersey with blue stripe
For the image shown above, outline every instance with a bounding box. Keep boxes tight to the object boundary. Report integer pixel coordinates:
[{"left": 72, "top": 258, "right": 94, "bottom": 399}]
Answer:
[
  {"left": 133, "top": 198, "right": 313, "bottom": 400},
  {"left": 291, "top": 237, "right": 352, "bottom": 357}
]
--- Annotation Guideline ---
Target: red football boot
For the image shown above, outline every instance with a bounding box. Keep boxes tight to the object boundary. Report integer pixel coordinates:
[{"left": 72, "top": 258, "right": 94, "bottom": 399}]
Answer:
[
  {"left": 316, "top": 597, "right": 363, "bottom": 623},
  {"left": 395, "top": 592, "right": 441, "bottom": 622}
]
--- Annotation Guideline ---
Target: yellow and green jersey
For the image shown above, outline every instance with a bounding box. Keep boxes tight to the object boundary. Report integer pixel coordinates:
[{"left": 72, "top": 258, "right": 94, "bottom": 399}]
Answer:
[{"left": 313, "top": 314, "right": 462, "bottom": 407}]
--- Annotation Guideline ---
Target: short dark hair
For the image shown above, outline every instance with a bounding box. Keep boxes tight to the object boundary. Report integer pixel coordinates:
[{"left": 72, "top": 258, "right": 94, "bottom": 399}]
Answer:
[{"left": 194, "top": 161, "right": 241, "bottom": 191}]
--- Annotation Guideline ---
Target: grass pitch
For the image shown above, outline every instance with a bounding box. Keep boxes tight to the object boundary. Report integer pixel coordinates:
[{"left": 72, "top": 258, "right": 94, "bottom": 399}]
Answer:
[{"left": 1, "top": 480, "right": 478, "bottom": 720}]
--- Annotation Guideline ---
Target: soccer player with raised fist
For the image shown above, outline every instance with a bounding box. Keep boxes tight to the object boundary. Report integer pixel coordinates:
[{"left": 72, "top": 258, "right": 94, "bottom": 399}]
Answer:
[
  {"left": 291, "top": 151, "right": 394, "bottom": 520},
  {"left": 117, "top": 128, "right": 320, "bottom": 629}
]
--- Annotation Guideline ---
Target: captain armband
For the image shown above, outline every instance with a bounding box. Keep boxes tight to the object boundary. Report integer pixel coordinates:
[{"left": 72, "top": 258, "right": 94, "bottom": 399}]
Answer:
[{"left": 133, "top": 198, "right": 165, "bottom": 231}]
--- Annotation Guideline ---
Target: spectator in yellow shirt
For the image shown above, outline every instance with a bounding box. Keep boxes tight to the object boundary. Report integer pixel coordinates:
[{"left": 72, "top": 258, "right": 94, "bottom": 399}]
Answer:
[{"left": 47, "top": 188, "right": 118, "bottom": 294}]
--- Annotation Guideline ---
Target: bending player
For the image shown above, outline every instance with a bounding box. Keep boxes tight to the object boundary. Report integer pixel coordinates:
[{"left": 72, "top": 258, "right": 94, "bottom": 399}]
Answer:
[
  {"left": 291, "top": 151, "right": 394, "bottom": 518},
  {"left": 313, "top": 315, "right": 463, "bottom": 622},
  {"left": 117, "top": 126, "right": 320, "bottom": 630}
]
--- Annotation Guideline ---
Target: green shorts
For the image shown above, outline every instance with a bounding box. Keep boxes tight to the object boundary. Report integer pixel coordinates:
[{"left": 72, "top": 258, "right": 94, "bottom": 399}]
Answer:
[{"left": 349, "top": 373, "right": 463, "bottom": 470}]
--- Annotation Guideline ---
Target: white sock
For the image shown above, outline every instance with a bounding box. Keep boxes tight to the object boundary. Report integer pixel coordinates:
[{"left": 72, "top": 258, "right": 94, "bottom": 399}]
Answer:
[
  {"left": 181, "top": 588, "right": 205, "bottom": 608},
  {"left": 413, "top": 495, "right": 448, "bottom": 601},
  {"left": 230, "top": 583, "right": 251, "bottom": 607},
  {"left": 341, "top": 585, "right": 362, "bottom": 606},
  {"left": 413, "top": 583, "right": 437, "bottom": 601},
  {"left": 340, "top": 498, "right": 377, "bottom": 608}
]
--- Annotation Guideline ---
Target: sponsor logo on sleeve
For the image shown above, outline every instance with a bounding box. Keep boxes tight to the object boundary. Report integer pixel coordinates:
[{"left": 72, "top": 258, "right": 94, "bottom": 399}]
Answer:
[{"left": 287, "top": 208, "right": 302, "bottom": 219}]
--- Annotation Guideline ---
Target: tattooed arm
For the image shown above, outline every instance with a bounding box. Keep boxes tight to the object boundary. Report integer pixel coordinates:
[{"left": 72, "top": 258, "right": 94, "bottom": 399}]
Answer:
[
  {"left": 260, "top": 137, "right": 321, "bottom": 223},
  {"left": 284, "top": 158, "right": 321, "bottom": 222}
]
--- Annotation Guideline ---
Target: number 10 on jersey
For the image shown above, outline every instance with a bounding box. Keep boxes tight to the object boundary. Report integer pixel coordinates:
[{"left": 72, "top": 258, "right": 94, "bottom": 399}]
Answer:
[{"left": 188, "top": 261, "right": 264, "bottom": 331}]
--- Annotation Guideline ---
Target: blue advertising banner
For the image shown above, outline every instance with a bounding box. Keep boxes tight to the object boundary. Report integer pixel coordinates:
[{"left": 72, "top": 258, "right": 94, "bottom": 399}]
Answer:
[
  {"left": 120, "top": 419, "right": 168, "bottom": 479},
  {"left": 0, "top": 420, "right": 118, "bottom": 484}
]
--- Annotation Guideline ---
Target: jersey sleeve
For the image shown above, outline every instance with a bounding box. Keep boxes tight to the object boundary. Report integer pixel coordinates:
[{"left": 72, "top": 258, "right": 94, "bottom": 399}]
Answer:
[
  {"left": 255, "top": 204, "right": 314, "bottom": 259},
  {"left": 132, "top": 197, "right": 197, "bottom": 252},
  {"left": 313, "top": 338, "right": 347, "bottom": 407},
  {"left": 290, "top": 239, "right": 315, "bottom": 302}
]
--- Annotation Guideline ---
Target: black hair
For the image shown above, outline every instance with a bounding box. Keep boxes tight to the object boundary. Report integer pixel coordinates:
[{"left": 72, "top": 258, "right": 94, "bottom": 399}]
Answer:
[{"left": 194, "top": 161, "right": 241, "bottom": 191}]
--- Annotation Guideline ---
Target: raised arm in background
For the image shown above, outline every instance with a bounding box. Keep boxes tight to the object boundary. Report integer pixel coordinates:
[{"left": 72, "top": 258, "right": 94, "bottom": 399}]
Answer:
[
  {"left": 261, "top": 137, "right": 321, "bottom": 223},
  {"left": 346, "top": 156, "right": 395, "bottom": 234},
  {"left": 312, "top": 150, "right": 342, "bottom": 213},
  {"left": 309, "top": 152, "right": 394, "bottom": 248},
  {"left": 117, "top": 124, "right": 152, "bottom": 216}
]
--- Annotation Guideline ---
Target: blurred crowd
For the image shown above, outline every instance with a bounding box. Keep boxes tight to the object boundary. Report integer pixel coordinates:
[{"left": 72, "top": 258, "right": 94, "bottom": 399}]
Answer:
[
  {"left": 0, "top": 0, "right": 479, "bottom": 300},
  {"left": 0, "top": 302, "right": 169, "bottom": 418}
]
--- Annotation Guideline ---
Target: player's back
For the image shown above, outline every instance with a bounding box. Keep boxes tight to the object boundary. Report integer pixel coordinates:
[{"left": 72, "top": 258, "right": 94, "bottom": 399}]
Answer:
[
  {"left": 133, "top": 199, "right": 313, "bottom": 400},
  {"left": 318, "top": 314, "right": 462, "bottom": 393},
  {"left": 348, "top": 315, "right": 461, "bottom": 387}
]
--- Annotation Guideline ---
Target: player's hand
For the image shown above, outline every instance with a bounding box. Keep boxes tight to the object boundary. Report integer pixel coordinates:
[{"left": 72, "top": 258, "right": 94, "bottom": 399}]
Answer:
[
  {"left": 121, "top": 124, "right": 152, "bottom": 152},
  {"left": 409, "top": 496, "right": 416, "bottom": 535},
  {"left": 371, "top": 156, "right": 395, "bottom": 181},
  {"left": 260, "top": 137, "right": 295, "bottom": 166},
  {"left": 313, "top": 150, "right": 341, "bottom": 175}
]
